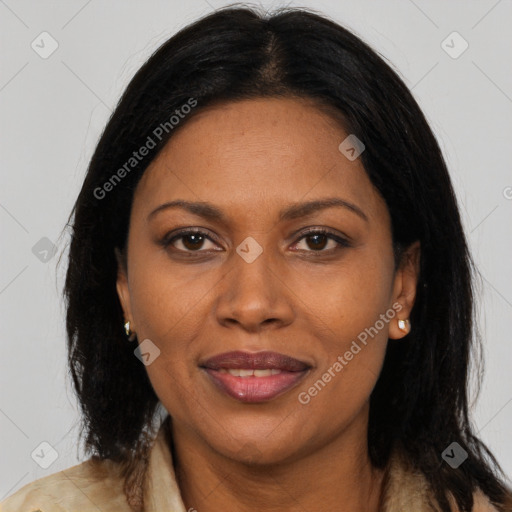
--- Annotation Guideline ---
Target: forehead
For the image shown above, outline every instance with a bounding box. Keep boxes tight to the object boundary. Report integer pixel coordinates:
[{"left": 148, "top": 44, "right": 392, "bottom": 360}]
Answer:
[{"left": 133, "top": 97, "right": 386, "bottom": 226}]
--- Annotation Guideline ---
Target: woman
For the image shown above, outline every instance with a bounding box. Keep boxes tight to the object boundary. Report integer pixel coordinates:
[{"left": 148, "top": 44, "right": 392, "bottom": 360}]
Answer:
[{"left": 2, "top": 5, "right": 510, "bottom": 512}]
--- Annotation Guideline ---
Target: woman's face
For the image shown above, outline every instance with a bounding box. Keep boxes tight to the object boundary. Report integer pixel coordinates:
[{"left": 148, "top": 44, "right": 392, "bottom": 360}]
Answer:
[{"left": 117, "top": 97, "right": 418, "bottom": 464}]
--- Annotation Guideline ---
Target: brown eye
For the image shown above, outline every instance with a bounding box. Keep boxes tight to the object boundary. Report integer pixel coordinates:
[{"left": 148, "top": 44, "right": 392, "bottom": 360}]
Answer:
[
  {"left": 305, "top": 233, "right": 329, "bottom": 250},
  {"left": 181, "top": 233, "right": 207, "bottom": 251},
  {"left": 293, "top": 229, "right": 351, "bottom": 253},
  {"left": 162, "top": 229, "right": 220, "bottom": 253}
]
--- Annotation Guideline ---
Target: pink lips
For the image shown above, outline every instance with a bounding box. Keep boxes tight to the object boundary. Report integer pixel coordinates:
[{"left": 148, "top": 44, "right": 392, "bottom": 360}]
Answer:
[{"left": 200, "top": 351, "right": 310, "bottom": 403}]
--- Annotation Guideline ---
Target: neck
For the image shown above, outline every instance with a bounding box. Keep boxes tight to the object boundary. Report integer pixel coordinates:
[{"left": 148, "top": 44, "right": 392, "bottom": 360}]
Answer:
[{"left": 170, "top": 410, "right": 385, "bottom": 512}]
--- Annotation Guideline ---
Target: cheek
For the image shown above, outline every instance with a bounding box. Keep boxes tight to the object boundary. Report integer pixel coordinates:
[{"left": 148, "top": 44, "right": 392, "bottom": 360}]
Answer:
[
  {"left": 297, "top": 346, "right": 385, "bottom": 428},
  {"left": 140, "top": 363, "right": 208, "bottom": 440},
  {"left": 295, "top": 248, "right": 395, "bottom": 410},
  {"left": 128, "top": 251, "right": 214, "bottom": 345},
  {"left": 297, "top": 300, "right": 392, "bottom": 423},
  {"left": 298, "top": 244, "right": 396, "bottom": 341},
  {"left": 125, "top": 252, "right": 218, "bottom": 415}
]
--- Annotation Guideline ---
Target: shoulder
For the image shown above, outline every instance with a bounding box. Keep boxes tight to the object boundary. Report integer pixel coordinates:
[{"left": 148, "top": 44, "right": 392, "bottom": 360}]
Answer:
[
  {"left": 465, "top": 489, "right": 505, "bottom": 512},
  {"left": 447, "top": 489, "right": 505, "bottom": 512},
  {"left": 381, "top": 448, "right": 502, "bottom": 512},
  {"left": 0, "top": 457, "right": 131, "bottom": 512}
]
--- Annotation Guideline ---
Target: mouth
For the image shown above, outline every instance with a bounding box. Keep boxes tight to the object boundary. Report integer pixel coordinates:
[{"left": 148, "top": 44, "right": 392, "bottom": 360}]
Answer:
[{"left": 199, "top": 350, "right": 311, "bottom": 403}]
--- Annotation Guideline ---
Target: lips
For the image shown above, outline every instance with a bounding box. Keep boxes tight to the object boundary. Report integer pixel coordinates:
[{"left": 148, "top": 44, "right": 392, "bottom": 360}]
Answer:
[
  {"left": 200, "top": 351, "right": 311, "bottom": 403},
  {"left": 202, "top": 351, "right": 310, "bottom": 371}
]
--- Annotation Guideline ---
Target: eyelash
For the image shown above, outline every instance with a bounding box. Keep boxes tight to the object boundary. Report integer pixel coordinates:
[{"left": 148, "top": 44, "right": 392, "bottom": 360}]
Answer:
[{"left": 160, "top": 227, "right": 351, "bottom": 256}]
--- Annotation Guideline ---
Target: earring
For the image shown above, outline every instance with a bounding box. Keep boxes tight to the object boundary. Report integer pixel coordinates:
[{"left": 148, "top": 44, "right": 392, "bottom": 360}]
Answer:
[
  {"left": 124, "top": 321, "right": 137, "bottom": 341},
  {"left": 397, "top": 318, "right": 411, "bottom": 334}
]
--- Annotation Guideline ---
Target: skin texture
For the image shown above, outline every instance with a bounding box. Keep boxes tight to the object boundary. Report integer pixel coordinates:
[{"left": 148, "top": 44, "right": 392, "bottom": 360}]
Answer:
[{"left": 116, "top": 97, "right": 420, "bottom": 512}]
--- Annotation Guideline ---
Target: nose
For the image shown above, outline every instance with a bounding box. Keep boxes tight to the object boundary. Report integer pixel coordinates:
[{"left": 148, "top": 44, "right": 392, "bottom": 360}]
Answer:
[{"left": 214, "top": 245, "right": 295, "bottom": 333}]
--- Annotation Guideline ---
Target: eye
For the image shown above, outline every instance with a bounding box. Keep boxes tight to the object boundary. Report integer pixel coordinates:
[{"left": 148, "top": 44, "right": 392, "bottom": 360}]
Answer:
[
  {"left": 162, "top": 228, "right": 221, "bottom": 253},
  {"left": 292, "top": 228, "right": 351, "bottom": 253}
]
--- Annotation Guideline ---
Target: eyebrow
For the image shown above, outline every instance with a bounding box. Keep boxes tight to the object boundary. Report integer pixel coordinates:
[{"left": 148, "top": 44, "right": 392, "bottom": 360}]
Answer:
[{"left": 148, "top": 197, "right": 368, "bottom": 223}]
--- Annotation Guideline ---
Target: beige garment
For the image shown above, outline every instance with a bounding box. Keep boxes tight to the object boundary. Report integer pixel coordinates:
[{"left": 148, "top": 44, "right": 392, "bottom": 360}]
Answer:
[{"left": 0, "top": 420, "right": 501, "bottom": 512}]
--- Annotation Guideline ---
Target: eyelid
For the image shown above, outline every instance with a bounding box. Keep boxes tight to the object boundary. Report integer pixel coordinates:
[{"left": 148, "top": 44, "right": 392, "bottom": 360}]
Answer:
[
  {"left": 291, "top": 227, "right": 352, "bottom": 250},
  {"left": 161, "top": 227, "right": 221, "bottom": 248},
  {"left": 292, "top": 226, "right": 350, "bottom": 242}
]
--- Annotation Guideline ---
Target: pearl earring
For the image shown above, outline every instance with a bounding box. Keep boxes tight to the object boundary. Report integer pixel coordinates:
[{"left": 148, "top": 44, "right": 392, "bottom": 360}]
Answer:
[
  {"left": 124, "top": 321, "right": 137, "bottom": 341},
  {"left": 397, "top": 318, "right": 411, "bottom": 334}
]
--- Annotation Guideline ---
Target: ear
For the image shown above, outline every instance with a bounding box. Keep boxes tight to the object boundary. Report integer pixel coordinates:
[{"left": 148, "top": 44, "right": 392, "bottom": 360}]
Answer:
[
  {"left": 388, "top": 241, "right": 420, "bottom": 340},
  {"left": 115, "top": 247, "right": 134, "bottom": 330}
]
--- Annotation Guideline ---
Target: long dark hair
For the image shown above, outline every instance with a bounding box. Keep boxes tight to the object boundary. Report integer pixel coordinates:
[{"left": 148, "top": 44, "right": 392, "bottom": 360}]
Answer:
[{"left": 63, "top": 5, "right": 511, "bottom": 511}]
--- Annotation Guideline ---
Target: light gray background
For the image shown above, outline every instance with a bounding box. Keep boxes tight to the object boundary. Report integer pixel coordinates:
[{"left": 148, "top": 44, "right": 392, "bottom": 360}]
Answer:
[{"left": 1, "top": 0, "right": 511, "bottom": 499}]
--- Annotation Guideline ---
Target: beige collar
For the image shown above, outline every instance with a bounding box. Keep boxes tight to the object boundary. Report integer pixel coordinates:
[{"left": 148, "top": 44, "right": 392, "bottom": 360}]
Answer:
[{"left": 142, "top": 421, "right": 187, "bottom": 512}]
